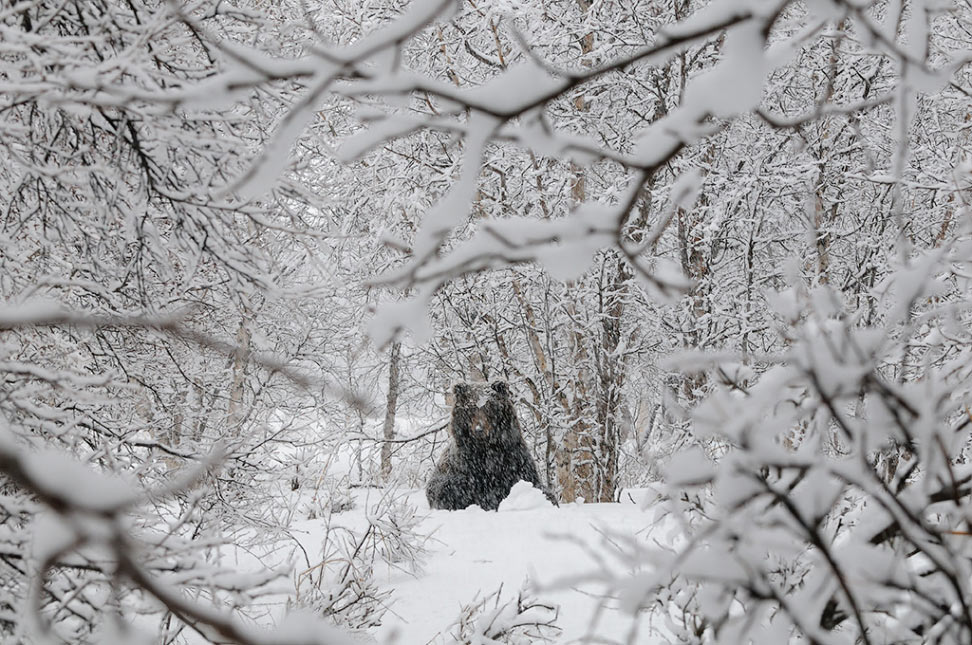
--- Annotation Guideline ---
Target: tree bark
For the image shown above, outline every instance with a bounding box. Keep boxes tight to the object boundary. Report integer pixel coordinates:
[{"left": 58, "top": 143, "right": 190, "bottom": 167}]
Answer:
[
  {"left": 380, "top": 341, "right": 401, "bottom": 482},
  {"left": 227, "top": 305, "right": 252, "bottom": 431}
]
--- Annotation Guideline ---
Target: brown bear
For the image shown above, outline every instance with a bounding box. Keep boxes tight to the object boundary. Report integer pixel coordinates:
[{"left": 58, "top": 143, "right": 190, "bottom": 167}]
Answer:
[{"left": 426, "top": 381, "right": 555, "bottom": 511}]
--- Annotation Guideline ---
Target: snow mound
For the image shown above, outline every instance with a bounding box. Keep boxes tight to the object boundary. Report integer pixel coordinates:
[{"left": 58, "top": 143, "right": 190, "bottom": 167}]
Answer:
[{"left": 497, "top": 481, "right": 553, "bottom": 511}]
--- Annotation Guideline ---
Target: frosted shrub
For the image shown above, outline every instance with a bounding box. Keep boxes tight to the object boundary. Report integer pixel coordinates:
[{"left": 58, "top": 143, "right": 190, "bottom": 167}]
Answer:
[
  {"left": 304, "top": 474, "right": 356, "bottom": 521},
  {"left": 367, "top": 494, "right": 430, "bottom": 572},
  {"left": 293, "top": 524, "right": 391, "bottom": 630},
  {"left": 584, "top": 248, "right": 972, "bottom": 642},
  {"left": 292, "top": 491, "right": 428, "bottom": 630},
  {"left": 448, "top": 584, "right": 561, "bottom": 645}
]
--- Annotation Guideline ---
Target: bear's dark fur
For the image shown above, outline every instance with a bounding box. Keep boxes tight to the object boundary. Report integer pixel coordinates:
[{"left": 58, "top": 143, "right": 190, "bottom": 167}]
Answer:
[{"left": 427, "top": 381, "right": 555, "bottom": 511}]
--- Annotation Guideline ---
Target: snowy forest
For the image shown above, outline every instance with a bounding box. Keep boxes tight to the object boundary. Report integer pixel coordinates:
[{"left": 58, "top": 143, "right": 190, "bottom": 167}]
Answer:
[{"left": 1, "top": 0, "right": 971, "bottom": 642}]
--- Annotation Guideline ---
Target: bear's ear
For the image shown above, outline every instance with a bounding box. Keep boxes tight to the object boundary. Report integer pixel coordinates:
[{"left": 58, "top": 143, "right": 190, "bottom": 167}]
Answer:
[
  {"left": 454, "top": 383, "right": 471, "bottom": 404},
  {"left": 490, "top": 381, "right": 510, "bottom": 399}
]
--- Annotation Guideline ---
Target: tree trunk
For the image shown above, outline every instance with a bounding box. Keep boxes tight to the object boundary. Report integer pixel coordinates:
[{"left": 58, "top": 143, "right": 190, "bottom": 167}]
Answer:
[
  {"left": 227, "top": 304, "right": 252, "bottom": 431},
  {"left": 593, "top": 253, "right": 629, "bottom": 502},
  {"left": 380, "top": 341, "right": 401, "bottom": 482}
]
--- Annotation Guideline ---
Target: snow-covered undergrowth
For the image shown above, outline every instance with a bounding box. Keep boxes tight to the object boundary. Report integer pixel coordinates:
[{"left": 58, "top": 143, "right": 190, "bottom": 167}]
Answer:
[{"left": 266, "top": 483, "right": 670, "bottom": 644}]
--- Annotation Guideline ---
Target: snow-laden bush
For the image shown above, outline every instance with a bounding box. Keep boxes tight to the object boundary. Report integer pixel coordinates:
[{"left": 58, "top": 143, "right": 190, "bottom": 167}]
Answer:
[
  {"left": 448, "top": 584, "right": 561, "bottom": 644},
  {"left": 303, "top": 474, "right": 357, "bottom": 521},
  {"left": 575, "top": 241, "right": 972, "bottom": 642},
  {"left": 291, "top": 491, "right": 429, "bottom": 631}
]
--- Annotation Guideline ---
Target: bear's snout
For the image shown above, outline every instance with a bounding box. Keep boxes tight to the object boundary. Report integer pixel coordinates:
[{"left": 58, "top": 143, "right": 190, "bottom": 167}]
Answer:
[{"left": 472, "top": 421, "right": 486, "bottom": 436}]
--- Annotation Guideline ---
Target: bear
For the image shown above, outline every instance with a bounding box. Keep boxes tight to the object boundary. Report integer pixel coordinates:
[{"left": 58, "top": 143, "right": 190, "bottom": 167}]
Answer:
[{"left": 426, "top": 380, "right": 556, "bottom": 511}]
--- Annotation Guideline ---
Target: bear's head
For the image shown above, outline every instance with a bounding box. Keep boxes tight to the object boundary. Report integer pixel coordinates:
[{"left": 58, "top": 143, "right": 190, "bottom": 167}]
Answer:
[
  {"left": 484, "top": 381, "right": 521, "bottom": 444},
  {"left": 451, "top": 382, "right": 489, "bottom": 443},
  {"left": 451, "top": 381, "right": 520, "bottom": 446}
]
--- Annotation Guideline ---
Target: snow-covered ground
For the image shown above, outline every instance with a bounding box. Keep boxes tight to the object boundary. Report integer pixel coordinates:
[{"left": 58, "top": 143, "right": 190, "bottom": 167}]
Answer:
[{"left": 281, "top": 483, "right": 671, "bottom": 644}]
